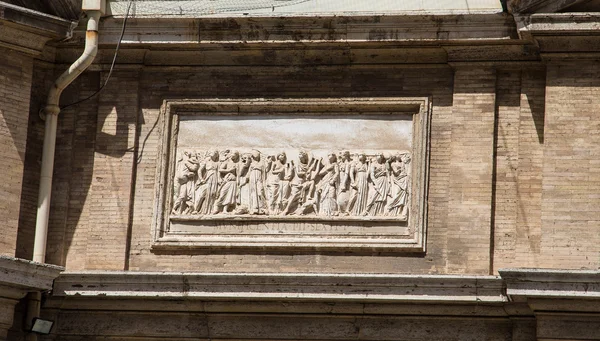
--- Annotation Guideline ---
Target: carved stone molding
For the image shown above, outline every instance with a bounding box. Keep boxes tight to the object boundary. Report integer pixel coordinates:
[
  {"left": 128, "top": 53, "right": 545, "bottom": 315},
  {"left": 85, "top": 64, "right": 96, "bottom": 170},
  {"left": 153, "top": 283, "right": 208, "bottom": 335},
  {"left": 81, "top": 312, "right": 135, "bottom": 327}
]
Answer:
[{"left": 153, "top": 98, "right": 430, "bottom": 252}]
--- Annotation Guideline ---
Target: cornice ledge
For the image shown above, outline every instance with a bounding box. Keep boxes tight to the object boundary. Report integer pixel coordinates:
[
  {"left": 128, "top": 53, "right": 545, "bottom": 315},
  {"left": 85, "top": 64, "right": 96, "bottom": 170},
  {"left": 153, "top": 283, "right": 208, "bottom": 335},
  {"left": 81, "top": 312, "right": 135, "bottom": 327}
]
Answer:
[
  {"left": 0, "top": 256, "right": 64, "bottom": 292},
  {"left": 520, "top": 13, "right": 600, "bottom": 35},
  {"left": 507, "top": 0, "right": 595, "bottom": 14},
  {"left": 84, "top": 12, "right": 518, "bottom": 46},
  {"left": 0, "top": 2, "right": 74, "bottom": 55},
  {"left": 53, "top": 271, "right": 506, "bottom": 303},
  {"left": 499, "top": 268, "right": 600, "bottom": 302}
]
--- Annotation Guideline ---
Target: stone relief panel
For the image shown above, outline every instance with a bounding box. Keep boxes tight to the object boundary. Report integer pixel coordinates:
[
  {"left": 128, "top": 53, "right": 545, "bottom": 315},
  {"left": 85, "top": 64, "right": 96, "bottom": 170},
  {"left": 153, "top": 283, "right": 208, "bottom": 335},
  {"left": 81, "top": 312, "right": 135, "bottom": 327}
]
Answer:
[
  {"left": 171, "top": 149, "right": 411, "bottom": 220},
  {"left": 153, "top": 99, "right": 430, "bottom": 252}
]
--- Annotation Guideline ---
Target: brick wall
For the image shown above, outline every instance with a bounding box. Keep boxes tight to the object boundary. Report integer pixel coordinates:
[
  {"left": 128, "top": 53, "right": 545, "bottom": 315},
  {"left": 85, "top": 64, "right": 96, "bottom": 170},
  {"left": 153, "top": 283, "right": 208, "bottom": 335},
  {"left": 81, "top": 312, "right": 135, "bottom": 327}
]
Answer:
[
  {"left": 29, "top": 47, "right": 599, "bottom": 273},
  {"left": 85, "top": 70, "right": 139, "bottom": 270},
  {"left": 491, "top": 69, "right": 546, "bottom": 272},
  {"left": 0, "top": 47, "right": 33, "bottom": 257},
  {"left": 540, "top": 61, "right": 600, "bottom": 269},
  {"left": 446, "top": 66, "right": 497, "bottom": 274},
  {"left": 62, "top": 72, "right": 100, "bottom": 270}
]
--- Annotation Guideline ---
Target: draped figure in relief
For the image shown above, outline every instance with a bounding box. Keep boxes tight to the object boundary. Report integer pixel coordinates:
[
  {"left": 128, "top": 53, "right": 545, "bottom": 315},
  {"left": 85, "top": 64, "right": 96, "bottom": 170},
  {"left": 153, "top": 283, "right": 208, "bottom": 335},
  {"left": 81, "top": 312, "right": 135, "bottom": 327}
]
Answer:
[
  {"left": 317, "top": 152, "right": 339, "bottom": 216},
  {"left": 282, "top": 151, "right": 318, "bottom": 215},
  {"left": 172, "top": 150, "right": 199, "bottom": 214},
  {"left": 235, "top": 153, "right": 252, "bottom": 214},
  {"left": 265, "top": 152, "right": 286, "bottom": 215},
  {"left": 366, "top": 153, "right": 390, "bottom": 216},
  {"left": 349, "top": 153, "right": 369, "bottom": 216},
  {"left": 213, "top": 150, "right": 239, "bottom": 214},
  {"left": 247, "top": 150, "right": 267, "bottom": 214},
  {"left": 386, "top": 153, "right": 410, "bottom": 218},
  {"left": 336, "top": 151, "right": 352, "bottom": 215},
  {"left": 170, "top": 148, "right": 411, "bottom": 219},
  {"left": 193, "top": 150, "right": 220, "bottom": 215},
  {"left": 280, "top": 157, "right": 294, "bottom": 210}
]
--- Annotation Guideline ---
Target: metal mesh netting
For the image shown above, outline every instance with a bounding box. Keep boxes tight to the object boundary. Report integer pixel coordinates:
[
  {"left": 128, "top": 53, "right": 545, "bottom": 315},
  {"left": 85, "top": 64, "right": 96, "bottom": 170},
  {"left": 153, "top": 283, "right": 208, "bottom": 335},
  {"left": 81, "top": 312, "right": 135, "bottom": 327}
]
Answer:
[
  {"left": 108, "top": 0, "right": 503, "bottom": 17},
  {"left": 109, "top": 0, "right": 314, "bottom": 16}
]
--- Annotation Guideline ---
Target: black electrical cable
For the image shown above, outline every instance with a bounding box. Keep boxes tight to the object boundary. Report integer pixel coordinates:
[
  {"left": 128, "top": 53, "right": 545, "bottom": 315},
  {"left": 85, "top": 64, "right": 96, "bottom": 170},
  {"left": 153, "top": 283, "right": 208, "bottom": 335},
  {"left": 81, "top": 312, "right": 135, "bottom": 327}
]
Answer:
[{"left": 61, "top": 0, "right": 133, "bottom": 111}]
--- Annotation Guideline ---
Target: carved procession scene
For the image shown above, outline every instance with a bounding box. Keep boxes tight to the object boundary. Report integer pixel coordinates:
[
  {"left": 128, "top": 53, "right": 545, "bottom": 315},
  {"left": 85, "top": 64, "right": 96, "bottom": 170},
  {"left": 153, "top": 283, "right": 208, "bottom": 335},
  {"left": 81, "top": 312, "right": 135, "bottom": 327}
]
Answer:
[{"left": 171, "top": 149, "right": 411, "bottom": 220}]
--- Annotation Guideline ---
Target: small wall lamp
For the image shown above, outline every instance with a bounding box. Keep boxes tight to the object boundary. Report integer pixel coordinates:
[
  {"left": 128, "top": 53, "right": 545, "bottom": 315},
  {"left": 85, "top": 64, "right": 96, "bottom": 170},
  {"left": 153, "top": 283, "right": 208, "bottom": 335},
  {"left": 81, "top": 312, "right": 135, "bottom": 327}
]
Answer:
[{"left": 30, "top": 318, "right": 54, "bottom": 335}]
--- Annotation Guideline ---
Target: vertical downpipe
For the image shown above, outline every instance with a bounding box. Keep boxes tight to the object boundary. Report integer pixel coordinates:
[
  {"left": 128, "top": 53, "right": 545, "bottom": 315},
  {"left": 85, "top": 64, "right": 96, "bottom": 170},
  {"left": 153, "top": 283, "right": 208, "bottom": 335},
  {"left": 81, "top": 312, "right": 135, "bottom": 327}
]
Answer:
[
  {"left": 27, "top": 5, "right": 103, "bottom": 339},
  {"left": 33, "top": 10, "right": 101, "bottom": 264}
]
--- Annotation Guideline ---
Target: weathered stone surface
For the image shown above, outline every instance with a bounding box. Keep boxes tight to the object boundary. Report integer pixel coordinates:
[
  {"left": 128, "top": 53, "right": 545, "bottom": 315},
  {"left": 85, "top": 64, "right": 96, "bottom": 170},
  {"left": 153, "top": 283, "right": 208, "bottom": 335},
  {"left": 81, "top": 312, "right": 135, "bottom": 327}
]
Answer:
[
  {"left": 507, "top": 0, "right": 596, "bottom": 13},
  {"left": 0, "top": 256, "right": 62, "bottom": 340},
  {"left": 52, "top": 271, "right": 506, "bottom": 303},
  {"left": 502, "top": 268, "right": 600, "bottom": 340},
  {"left": 501, "top": 268, "right": 600, "bottom": 302},
  {"left": 0, "top": 2, "right": 72, "bottom": 55},
  {"left": 80, "top": 13, "right": 518, "bottom": 46}
]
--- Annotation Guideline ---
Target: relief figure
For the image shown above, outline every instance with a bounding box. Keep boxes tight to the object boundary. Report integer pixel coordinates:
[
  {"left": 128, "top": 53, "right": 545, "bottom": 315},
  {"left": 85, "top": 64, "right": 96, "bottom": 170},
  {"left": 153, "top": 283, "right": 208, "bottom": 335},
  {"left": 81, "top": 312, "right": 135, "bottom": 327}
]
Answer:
[
  {"left": 316, "top": 152, "right": 339, "bottom": 216},
  {"left": 193, "top": 150, "right": 220, "bottom": 215},
  {"left": 282, "top": 151, "right": 318, "bottom": 215},
  {"left": 170, "top": 148, "right": 410, "bottom": 219},
  {"left": 365, "top": 153, "right": 390, "bottom": 216},
  {"left": 235, "top": 153, "right": 252, "bottom": 214},
  {"left": 172, "top": 150, "right": 199, "bottom": 214},
  {"left": 386, "top": 153, "right": 409, "bottom": 218},
  {"left": 336, "top": 151, "right": 352, "bottom": 215},
  {"left": 265, "top": 152, "right": 286, "bottom": 215},
  {"left": 279, "top": 159, "right": 294, "bottom": 210},
  {"left": 248, "top": 150, "right": 267, "bottom": 215},
  {"left": 349, "top": 153, "right": 369, "bottom": 216},
  {"left": 213, "top": 151, "right": 239, "bottom": 214}
]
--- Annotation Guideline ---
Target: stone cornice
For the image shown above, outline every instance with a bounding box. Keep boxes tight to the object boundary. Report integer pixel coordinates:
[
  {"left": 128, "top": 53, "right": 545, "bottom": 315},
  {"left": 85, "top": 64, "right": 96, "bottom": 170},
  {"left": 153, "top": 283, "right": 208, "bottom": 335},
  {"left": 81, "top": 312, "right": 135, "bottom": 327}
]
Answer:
[
  {"left": 521, "top": 13, "right": 600, "bottom": 35},
  {"left": 500, "top": 268, "right": 600, "bottom": 303},
  {"left": 0, "top": 256, "right": 64, "bottom": 292},
  {"left": 64, "top": 11, "right": 518, "bottom": 46},
  {"left": 53, "top": 269, "right": 600, "bottom": 309},
  {"left": 515, "top": 13, "right": 600, "bottom": 55},
  {"left": 500, "top": 268, "right": 600, "bottom": 338},
  {"left": 507, "top": 0, "right": 594, "bottom": 14},
  {"left": 53, "top": 272, "right": 506, "bottom": 303},
  {"left": 0, "top": 2, "right": 74, "bottom": 55}
]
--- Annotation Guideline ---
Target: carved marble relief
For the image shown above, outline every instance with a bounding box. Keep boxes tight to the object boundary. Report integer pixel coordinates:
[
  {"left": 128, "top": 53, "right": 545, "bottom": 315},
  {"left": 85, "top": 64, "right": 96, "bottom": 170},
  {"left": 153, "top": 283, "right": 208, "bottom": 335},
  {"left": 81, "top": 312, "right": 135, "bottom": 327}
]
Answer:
[
  {"left": 154, "top": 99, "right": 430, "bottom": 251},
  {"left": 171, "top": 149, "right": 411, "bottom": 220}
]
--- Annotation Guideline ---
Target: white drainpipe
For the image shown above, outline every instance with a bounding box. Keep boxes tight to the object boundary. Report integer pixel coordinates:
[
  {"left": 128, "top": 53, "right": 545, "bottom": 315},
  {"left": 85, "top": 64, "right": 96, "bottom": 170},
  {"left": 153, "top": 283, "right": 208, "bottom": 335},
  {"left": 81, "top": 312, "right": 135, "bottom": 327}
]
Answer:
[
  {"left": 33, "top": 2, "right": 104, "bottom": 264},
  {"left": 27, "top": 2, "right": 105, "bottom": 339}
]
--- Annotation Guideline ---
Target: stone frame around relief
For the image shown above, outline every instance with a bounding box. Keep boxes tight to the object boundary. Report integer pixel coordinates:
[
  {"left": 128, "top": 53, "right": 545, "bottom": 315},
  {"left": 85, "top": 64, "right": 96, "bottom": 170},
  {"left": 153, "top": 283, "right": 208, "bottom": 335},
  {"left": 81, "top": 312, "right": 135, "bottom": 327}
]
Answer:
[{"left": 152, "top": 98, "right": 430, "bottom": 252}]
